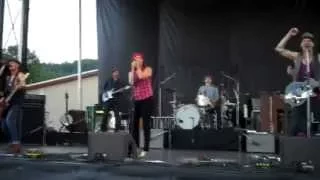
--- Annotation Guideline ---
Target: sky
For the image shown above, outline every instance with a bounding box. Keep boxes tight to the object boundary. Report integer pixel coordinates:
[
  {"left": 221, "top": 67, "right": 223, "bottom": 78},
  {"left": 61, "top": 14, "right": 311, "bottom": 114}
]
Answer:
[{"left": 2, "top": 0, "right": 98, "bottom": 63}]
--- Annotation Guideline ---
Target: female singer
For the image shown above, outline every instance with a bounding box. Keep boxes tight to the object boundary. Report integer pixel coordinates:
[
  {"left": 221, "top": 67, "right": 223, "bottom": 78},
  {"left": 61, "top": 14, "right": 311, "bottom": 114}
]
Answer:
[{"left": 128, "top": 52, "right": 153, "bottom": 158}]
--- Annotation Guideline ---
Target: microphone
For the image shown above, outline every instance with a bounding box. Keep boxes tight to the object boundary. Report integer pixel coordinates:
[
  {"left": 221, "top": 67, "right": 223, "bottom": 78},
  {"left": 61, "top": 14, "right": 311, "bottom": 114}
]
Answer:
[{"left": 304, "top": 48, "right": 312, "bottom": 73}]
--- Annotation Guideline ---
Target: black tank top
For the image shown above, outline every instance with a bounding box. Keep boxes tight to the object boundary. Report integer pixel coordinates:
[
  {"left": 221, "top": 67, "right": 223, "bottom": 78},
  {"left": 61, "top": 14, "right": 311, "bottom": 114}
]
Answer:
[{"left": 5, "top": 75, "right": 25, "bottom": 105}]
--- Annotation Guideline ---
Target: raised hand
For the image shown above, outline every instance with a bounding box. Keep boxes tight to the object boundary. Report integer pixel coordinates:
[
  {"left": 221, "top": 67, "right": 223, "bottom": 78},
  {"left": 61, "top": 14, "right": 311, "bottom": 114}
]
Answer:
[{"left": 288, "top": 27, "right": 299, "bottom": 36}]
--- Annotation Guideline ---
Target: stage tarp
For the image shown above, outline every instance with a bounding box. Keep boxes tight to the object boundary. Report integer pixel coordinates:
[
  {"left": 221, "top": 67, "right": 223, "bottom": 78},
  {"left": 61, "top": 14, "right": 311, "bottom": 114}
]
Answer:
[{"left": 97, "top": 0, "right": 320, "bottom": 115}]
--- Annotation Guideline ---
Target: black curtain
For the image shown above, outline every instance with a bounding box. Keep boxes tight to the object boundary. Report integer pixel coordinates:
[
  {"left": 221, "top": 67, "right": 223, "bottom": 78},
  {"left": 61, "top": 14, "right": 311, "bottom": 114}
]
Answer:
[
  {"left": 97, "top": 0, "right": 320, "bottom": 115},
  {"left": 96, "top": 0, "right": 159, "bottom": 112}
]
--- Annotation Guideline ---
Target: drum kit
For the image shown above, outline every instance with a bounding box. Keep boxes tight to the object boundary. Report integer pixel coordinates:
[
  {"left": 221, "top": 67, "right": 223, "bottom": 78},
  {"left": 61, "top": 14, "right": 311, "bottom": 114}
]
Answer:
[
  {"left": 174, "top": 93, "right": 236, "bottom": 130},
  {"left": 158, "top": 71, "right": 240, "bottom": 131}
]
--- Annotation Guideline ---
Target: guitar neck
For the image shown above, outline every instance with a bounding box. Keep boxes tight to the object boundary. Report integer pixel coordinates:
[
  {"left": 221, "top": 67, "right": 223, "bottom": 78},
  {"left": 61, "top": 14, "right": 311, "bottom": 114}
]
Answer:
[
  {"left": 113, "top": 88, "right": 124, "bottom": 94},
  {"left": 5, "top": 73, "right": 29, "bottom": 102},
  {"left": 113, "top": 86, "right": 129, "bottom": 94},
  {"left": 6, "top": 88, "right": 18, "bottom": 102}
]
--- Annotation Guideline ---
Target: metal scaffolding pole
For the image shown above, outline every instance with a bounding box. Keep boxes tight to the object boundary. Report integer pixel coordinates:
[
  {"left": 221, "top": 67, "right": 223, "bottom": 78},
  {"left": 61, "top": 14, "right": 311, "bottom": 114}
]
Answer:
[
  {"left": 0, "top": 0, "right": 5, "bottom": 59},
  {"left": 19, "top": 0, "right": 30, "bottom": 71},
  {"left": 77, "top": 0, "right": 83, "bottom": 110}
]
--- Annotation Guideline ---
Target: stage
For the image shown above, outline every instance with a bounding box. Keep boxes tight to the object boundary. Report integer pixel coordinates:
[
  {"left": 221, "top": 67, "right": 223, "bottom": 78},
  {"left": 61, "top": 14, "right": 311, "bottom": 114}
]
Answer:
[{"left": 0, "top": 145, "right": 319, "bottom": 179}]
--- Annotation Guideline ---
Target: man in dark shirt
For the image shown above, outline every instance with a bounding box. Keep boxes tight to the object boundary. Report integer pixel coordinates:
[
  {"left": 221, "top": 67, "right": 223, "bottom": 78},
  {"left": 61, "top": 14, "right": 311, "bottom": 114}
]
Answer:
[{"left": 101, "top": 68, "right": 125, "bottom": 131}]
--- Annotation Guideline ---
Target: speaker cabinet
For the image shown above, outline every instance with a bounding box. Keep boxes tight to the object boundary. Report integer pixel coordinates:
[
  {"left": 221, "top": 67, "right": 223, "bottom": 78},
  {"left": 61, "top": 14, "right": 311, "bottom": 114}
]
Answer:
[
  {"left": 88, "top": 132, "right": 137, "bottom": 161},
  {"left": 171, "top": 128, "right": 239, "bottom": 151},
  {"left": 21, "top": 95, "right": 46, "bottom": 144},
  {"left": 279, "top": 136, "right": 320, "bottom": 167}
]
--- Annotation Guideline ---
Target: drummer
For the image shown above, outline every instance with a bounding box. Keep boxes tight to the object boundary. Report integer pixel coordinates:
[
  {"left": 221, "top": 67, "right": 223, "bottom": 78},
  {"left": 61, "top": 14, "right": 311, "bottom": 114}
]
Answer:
[{"left": 197, "top": 75, "right": 219, "bottom": 107}]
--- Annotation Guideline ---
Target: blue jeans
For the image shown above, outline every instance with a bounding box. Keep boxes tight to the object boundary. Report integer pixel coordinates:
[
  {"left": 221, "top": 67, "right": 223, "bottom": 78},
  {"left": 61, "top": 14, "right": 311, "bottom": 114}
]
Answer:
[{"left": 1, "top": 105, "right": 22, "bottom": 144}]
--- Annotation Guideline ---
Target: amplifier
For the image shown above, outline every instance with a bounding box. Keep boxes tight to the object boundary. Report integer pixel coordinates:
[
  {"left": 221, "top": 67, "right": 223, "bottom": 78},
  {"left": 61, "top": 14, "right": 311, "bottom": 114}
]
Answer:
[
  {"left": 245, "top": 133, "right": 275, "bottom": 153},
  {"left": 88, "top": 132, "right": 137, "bottom": 161},
  {"left": 24, "top": 94, "right": 46, "bottom": 105},
  {"left": 67, "top": 110, "right": 87, "bottom": 133},
  {"left": 21, "top": 100, "right": 45, "bottom": 144}
]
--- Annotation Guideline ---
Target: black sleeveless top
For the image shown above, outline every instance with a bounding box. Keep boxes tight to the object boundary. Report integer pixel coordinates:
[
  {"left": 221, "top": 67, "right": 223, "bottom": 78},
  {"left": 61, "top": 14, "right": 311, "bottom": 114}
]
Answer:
[
  {"left": 292, "top": 54, "right": 320, "bottom": 82},
  {"left": 297, "top": 62, "right": 315, "bottom": 82},
  {"left": 5, "top": 75, "right": 25, "bottom": 105}
]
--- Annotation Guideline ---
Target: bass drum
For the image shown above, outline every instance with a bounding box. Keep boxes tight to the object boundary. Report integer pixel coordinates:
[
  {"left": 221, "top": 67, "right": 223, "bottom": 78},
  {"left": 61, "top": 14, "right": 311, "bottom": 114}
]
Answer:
[{"left": 175, "top": 104, "right": 200, "bottom": 129}]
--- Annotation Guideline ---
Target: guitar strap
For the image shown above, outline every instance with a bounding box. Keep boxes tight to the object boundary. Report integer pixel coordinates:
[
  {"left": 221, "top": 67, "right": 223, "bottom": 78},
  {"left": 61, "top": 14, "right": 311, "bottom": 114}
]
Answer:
[{"left": 5, "top": 75, "right": 17, "bottom": 95}]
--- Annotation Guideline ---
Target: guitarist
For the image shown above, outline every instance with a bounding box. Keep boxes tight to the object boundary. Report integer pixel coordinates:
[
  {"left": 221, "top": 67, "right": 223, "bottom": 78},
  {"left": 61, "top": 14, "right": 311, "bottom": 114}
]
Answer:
[
  {"left": 0, "top": 59, "right": 26, "bottom": 153},
  {"left": 101, "top": 67, "right": 125, "bottom": 132},
  {"left": 0, "top": 59, "right": 7, "bottom": 97},
  {"left": 275, "top": 28, "right": 320, "bottom": 136}
]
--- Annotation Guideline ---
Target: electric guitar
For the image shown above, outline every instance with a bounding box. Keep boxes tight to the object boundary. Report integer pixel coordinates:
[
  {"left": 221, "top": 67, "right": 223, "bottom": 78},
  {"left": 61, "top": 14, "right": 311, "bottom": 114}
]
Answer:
[
  {"left": 284, "top": 78, "right": 319, "bottom": 108},
  {"left": 0, "top": 73, "right": 30, "bottom": 118},
  {"left": 102, "top": 85, "right": 131, "bottom": 102}
]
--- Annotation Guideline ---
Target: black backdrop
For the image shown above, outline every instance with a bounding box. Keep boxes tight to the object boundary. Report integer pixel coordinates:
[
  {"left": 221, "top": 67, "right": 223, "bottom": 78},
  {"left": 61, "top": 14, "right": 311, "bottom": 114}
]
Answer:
[{"left": 97, "top": 0, "right": 320, "bottom": 115}]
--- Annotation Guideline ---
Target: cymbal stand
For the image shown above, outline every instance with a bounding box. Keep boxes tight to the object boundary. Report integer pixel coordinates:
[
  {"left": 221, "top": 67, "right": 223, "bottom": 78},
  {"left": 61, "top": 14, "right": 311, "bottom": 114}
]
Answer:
[
  {"left": 153, "top": 89, "right": 177, "bottom": 149},
  {"left": 235, "top": 81, "right": 240, "bottom": 127},
  {"left": 169, "top": 91, "right": 178, "bottom": 117},
  {"left": 222, "top": 72, "right": 241, "bottom": 127},
  {"left": 219, "top": 83, "right": 226, "bottom": 129},
  {"left": 158, "top": 73, "right": 176, "bottom": 116},
  {"left": 156, "top": 72, "right": 177, "bottom": 149}
]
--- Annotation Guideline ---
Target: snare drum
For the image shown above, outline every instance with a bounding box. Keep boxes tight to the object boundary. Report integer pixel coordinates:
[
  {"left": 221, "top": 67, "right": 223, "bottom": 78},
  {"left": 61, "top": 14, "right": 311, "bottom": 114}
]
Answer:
[{"left": 175, "top": 104, "right": 200, "bottom": 129}]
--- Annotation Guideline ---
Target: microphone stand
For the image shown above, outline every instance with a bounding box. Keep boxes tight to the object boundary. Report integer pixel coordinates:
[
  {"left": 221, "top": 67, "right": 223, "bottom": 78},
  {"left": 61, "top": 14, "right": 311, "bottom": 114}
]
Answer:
[
  {"left": 219, "top": 83, "right": 225, "bottom": 129},
  {"left": 129, "top": 86, "right": 134, "bottom": 133},
  {"left": 305, "top": 49, "right": 312, "bottom": 138},
  {"left": 235, "top": 81, "right": 240, "bottom": 127},
  {"left": 221, "top": 72, "right": 241, "bottom": 127},
  {"left": 158, "top": 73, "right": 176, "bottom": 116},
  {"left": 128, "top": 71, "right": 135, "bottom": 134}
]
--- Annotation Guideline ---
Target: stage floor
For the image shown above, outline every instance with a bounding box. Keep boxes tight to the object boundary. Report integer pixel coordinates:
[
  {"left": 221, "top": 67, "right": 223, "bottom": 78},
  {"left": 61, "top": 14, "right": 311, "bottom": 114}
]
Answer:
[
  {"left": 0, "top": 144, "right": 265, "bottom": 164},
  {"left": 0, "top": 145, "right": 319, "bottom": 179}
]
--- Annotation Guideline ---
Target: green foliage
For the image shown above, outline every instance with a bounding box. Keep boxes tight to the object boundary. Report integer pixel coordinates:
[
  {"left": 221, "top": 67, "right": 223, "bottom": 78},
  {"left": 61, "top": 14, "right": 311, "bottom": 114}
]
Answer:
[
  {"left": 42, "top": 59, "right": 98, "bottom": 77},
  {"left": 4, "top": 45, "right": 40, "bottom": 64},
  {"left": 2, "top": 45, "right": 98, "bottom": 83}
]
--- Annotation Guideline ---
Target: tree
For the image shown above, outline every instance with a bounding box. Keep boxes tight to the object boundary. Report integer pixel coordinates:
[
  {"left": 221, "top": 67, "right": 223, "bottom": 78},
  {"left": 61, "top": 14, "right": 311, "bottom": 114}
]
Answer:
[
  {"left": 2, "top": 45, "right": 49, "bottom": 83},
  {"left": 3, "top": 45, "right": 40, "bottom": 64}
]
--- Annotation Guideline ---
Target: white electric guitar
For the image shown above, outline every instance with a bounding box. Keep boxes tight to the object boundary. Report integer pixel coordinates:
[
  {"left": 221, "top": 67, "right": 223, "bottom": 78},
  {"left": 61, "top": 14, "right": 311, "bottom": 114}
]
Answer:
[{"left": 102, "top": 85, "right": 131, "bottom": 102}]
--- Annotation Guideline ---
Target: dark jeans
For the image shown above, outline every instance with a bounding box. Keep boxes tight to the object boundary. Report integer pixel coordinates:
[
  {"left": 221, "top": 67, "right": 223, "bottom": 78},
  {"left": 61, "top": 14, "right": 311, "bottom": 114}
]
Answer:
[
  {"left": 101, "top": 101, "right": 121, "bottom": 131},
  {"left": 131, "top": 97, "right": 153, "bottom": 152},
  {"left": 289, "top": 97, "right": 320, "bottom": 136},
  {"left": 1, "top": 105, "right": 22, "bottom": 144}
]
